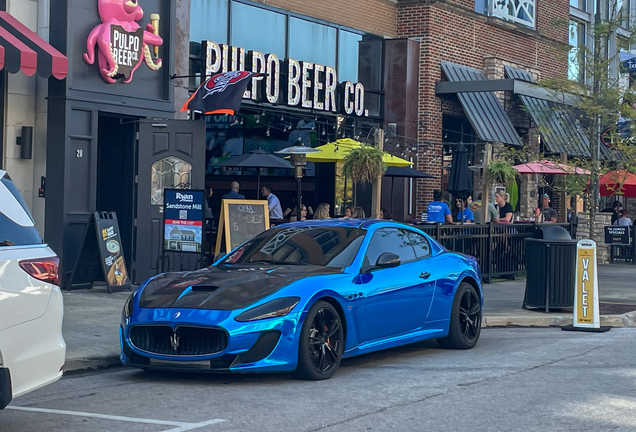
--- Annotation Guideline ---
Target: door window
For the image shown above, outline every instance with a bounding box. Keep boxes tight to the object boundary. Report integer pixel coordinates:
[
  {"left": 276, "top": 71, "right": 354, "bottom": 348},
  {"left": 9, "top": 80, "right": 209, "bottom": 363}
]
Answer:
[
  {"left": 150, "top": 157, "right": 192, "bottom": 205},
  {"left": 363, "top": 228, "right": 416, "bottom": 270},
  {"left": 405, "top": 230, "right": 432, "bottom": 259}
]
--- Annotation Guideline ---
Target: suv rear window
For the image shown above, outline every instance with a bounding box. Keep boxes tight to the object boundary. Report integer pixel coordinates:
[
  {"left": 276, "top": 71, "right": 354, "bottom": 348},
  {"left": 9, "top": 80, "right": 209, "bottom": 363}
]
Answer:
[{"left": 0, "top": 173, "right": 42, "bottom": 246}]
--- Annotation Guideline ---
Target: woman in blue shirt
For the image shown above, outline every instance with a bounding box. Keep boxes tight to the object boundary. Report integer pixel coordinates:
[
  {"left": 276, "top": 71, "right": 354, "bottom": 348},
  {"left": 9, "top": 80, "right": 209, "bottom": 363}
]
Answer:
[{"left": 454, "top": 197, "right": 474, "bottom": 223}]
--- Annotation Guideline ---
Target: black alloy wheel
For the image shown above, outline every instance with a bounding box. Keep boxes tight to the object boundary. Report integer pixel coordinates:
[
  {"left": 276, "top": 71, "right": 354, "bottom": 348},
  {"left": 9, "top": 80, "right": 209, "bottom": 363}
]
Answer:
[
  {"left": 294, "top": 301, "right": 344, "bottom": 380},
  {"left": 438, "top": 282, "right": 481, "bottom": 349}
]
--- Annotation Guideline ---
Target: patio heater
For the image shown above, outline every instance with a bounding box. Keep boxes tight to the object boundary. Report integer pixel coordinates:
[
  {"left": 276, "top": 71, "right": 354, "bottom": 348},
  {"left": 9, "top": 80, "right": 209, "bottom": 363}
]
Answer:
[{"left": 276, "top": 145, "right": 320, "bottom": 215}]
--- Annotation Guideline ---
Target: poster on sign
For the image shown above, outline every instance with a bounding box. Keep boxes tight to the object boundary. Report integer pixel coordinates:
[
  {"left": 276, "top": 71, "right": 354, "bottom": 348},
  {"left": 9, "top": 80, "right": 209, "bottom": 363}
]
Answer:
[
  {"left": 163, "top": 189, "right": 205, "bottom": 253},
  {"left": 562, "top": 239, "right": 611, "bottom": 333}
]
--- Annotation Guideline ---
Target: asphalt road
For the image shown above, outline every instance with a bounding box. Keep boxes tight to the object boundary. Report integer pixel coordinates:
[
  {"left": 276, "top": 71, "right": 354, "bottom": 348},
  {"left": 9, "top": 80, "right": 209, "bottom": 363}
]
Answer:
[{"left": 2, "top": 328, "right": 635, "bottom": 432}]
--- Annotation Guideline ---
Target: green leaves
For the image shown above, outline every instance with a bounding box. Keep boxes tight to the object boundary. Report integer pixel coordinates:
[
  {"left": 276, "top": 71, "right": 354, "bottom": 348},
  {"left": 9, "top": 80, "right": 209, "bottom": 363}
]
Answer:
[{"left": 342, "top": 146, "right": 386, "bottom": 184}]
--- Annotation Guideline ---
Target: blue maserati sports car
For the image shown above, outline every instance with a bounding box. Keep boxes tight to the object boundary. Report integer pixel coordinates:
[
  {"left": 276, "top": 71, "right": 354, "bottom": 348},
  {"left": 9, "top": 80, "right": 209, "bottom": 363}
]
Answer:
[{"left": 121, "top": 219, "right": 482, "bottom": 380}]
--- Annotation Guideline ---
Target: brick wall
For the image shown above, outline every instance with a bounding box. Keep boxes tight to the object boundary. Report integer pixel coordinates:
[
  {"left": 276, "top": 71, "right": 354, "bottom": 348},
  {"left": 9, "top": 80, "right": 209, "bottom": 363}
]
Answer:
[
  {"left": 397, "top": 0, "right": 569, "bottom": 216},
  {"left": 253, "top": 0, "right": 398, "bottom": 37}
]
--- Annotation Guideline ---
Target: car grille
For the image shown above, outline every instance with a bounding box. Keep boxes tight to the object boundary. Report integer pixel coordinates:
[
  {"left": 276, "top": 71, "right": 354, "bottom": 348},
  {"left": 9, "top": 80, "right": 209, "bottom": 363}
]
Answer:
[{"left": 129, "top": 326, "right": 228, "bottom": 356}]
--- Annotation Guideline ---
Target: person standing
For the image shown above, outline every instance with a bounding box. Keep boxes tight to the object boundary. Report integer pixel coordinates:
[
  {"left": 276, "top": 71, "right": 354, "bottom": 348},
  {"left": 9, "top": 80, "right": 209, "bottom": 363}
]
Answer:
[
  {"left": 615, "top": 210, "right": 633, "bottom": 226},
  {"left": 601, "top": 201, "right": 621, "bottom": 225},
  {"left": 261, "top": 185, "right": 283, "bottom": 220},
  {"left": 426, "top": 190, "right": 453, "bottom": 224},
  {"left": 495, "top": 191, "right": 513, "bottom": 223},
  {"left": 221, "top": 181, "right": 245, "bottom": 200},
  {"left": 454, "top": 196, "right": 474, "bottom": 223},
  {"left": 540, "top": 194, "right": 558, "bottom": 223}
]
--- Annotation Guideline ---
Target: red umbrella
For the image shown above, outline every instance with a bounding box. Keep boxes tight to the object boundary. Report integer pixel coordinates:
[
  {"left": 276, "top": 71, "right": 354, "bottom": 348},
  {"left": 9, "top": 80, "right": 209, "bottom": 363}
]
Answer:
[{"left": 600, "top": 170, "right": 636, "bottom": 197}]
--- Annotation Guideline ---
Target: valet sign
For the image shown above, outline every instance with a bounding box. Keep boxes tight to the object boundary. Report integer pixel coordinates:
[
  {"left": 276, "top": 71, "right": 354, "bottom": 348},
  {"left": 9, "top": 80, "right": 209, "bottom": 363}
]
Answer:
[
  {"left": 573, "top": 240, "right": 600, "bottom": 328},
  {"left": 202, "top": 40, "right": 369, "bottom": 117}
]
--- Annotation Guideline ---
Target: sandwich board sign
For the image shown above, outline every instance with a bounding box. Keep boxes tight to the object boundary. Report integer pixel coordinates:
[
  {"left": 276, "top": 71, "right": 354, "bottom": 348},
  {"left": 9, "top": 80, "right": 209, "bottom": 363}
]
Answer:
[
  {"left": 563, "top": 239, "right": 611, "bottom": 332},
  {"left": 214, "top": 199, "right": 270, "bottom": 259}
]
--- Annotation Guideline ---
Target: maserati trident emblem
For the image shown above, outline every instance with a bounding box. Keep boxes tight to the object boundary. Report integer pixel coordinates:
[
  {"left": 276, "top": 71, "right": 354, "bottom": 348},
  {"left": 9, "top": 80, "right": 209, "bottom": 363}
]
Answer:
[
  {"left": 169, "top": 331, "right": 180, "bottom": 351},
  {"left": 173, "top": 312, "right": 181, "bottom": 318}
]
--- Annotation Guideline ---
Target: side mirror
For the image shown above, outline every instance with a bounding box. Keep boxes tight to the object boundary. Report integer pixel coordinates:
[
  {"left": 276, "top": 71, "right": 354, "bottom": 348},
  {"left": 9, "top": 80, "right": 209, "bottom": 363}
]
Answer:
[{"left": 375, "top": 252, "right": 401, "bottom": 269}]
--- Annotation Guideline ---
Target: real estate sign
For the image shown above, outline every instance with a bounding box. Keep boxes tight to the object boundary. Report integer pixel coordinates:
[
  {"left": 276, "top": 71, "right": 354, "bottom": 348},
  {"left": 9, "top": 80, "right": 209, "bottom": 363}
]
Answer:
[{"left": 163, "top": 189, "right": 205, "bottom": 254}]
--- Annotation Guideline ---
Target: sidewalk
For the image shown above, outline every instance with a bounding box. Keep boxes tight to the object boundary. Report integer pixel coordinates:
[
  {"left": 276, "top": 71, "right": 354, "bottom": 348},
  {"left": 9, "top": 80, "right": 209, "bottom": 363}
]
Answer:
[{"left": 61, "top": 264, "right": 636, "bottom": 372}]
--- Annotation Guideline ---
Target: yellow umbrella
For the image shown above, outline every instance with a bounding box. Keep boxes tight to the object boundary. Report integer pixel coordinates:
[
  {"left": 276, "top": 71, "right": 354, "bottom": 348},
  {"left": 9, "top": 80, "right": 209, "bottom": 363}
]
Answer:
[{"left": 304, "top": 138, "right": 412, "bottom": 167}]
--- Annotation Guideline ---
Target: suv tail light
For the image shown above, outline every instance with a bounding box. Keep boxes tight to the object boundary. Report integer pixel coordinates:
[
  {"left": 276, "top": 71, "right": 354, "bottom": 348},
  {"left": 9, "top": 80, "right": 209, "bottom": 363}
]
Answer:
[{"left": 19, "top": 257, "right": 60, "bottom": 286}]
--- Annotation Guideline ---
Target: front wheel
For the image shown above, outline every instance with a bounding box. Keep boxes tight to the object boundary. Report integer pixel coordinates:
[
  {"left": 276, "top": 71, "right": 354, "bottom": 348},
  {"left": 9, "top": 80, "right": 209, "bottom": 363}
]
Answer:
[
  {"left": 438, "top": 282, "right": 481, "bottom": 349},
  {"left": 294, "top": 301, "right": 344, "bottom": 380}
]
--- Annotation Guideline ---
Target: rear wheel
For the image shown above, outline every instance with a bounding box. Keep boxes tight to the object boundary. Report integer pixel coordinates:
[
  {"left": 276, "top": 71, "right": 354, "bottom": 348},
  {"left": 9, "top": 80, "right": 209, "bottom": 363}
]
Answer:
[
  {"left": 294, "top": 301, "right": 344, "bottom": 380},
  {"left": 438, "top": 282, "right": 481, "bottom": 349}
]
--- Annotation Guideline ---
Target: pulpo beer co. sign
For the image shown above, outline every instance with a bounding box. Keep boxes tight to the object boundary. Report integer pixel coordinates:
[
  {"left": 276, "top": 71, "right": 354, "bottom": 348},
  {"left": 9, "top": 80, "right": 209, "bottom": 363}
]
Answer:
[
  {"left": 202, "top": 41, "right": 369, "bottom": 117},
  {"left": 83, "top": 0, "right": 164, "bottom": 83}
]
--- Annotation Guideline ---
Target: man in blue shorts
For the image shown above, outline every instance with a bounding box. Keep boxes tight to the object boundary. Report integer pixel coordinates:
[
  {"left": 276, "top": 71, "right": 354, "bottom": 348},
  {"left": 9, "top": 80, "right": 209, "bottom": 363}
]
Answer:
[{"left": 426, "top": 190, "right": 453, "bottom": 224}]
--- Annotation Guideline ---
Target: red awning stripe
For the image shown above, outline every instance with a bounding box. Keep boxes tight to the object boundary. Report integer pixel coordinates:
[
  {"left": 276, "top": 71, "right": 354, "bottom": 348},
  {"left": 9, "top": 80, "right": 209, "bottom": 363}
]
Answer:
[
  {"left": 0, "top": 25, "right": 37, "bottom": 76},
  {"left": 0, "top": 11, "right": 67, "bottom": 79}
]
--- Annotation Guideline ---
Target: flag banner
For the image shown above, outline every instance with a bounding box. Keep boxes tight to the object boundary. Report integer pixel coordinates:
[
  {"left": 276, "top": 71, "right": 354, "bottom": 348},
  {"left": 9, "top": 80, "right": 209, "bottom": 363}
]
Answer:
[{"left": 181, "top": 71, "right": 261, "bottom": 115}]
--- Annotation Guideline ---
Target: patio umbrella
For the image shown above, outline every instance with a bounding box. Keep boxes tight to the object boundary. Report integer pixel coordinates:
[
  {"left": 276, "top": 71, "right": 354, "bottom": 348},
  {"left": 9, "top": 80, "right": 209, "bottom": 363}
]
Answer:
[
  {"left": 383, "top": 166, "right": 433, "bottom": 209},
  {"left": 304, "top": 138, "right": 412, "bottom": 167},
  {"left": 600, "top": 170, "right": 636, "bottom": 197},
  {"left": 447, "top": 144, "right": 473, "bottom": 224},
  {"left": 214, "top": 149, "right": 295, "bottom": 193},
  {"left": 512, "top": 160, "right": 590, "bottom": 175}
]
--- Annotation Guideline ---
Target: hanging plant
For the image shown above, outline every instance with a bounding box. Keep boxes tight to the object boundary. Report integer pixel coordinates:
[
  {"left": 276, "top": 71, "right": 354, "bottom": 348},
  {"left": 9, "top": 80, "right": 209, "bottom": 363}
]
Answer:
[
  {"left": 488, "top": 160, "right": 519, "bottom": 185},
  {"left": 343, "top": 146, "right": 386, "bottom": 184}
]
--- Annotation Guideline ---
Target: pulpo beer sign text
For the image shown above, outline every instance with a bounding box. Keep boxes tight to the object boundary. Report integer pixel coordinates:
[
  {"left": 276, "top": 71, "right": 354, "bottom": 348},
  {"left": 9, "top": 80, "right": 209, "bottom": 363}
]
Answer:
[{"left": 202, "top": 41, "right": 368, "bottom": 117}]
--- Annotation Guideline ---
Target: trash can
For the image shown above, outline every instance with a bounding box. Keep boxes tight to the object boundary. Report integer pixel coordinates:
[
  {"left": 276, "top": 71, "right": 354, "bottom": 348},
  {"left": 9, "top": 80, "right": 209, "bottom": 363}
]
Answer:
[{"left": 523, "top": 225, "right": 578, "bottom": 312}]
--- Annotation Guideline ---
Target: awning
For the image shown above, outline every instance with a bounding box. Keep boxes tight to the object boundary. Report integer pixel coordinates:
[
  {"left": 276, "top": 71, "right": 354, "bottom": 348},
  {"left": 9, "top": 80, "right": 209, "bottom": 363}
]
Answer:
[
  {"left": 440, "top": 61, "right": 522, "bottom": 146},
  {"left": 0, "top": 12, "right": 67, "bottom": 79},
  {"left": 504, "top": 66, "right": 593, "bottom": 158}
]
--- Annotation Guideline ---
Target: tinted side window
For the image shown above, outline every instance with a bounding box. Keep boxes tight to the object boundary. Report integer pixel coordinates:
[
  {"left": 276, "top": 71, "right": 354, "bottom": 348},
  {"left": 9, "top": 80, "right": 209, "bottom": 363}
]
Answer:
[
  {"left": 405, "top": 230, "right": 431, "bottom": 259},
  {"left": 0, "top": 177, "right": 42, "bottom": 246},
  {"left": 364, "top": 228, "right": 416, "bottom": 268}
]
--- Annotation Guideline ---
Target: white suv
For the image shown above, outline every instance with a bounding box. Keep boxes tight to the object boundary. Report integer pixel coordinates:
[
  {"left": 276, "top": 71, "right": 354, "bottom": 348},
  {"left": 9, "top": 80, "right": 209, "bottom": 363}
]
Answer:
[{"left": 0, "top": 170, "right": 65, "bottom": 409}]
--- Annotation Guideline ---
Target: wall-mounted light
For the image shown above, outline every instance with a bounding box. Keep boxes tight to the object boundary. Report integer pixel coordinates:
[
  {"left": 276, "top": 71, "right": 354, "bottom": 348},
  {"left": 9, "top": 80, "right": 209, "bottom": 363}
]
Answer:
[{"left": 16, "top": 126, "right": 33, "bottom": 159}]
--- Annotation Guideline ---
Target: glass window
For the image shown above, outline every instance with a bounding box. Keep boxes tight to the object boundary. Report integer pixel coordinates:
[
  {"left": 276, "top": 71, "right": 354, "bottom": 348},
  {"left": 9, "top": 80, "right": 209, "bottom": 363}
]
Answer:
[
  {"left": 570, "top": 0, "right": 586, "bottom": 10},
  {"left": 405, "top": 230, "right": 431, "bottom": 259},
  {"left": 221, "top": 227, "right": 366, "bottom": 268},
  {"left": 617, "top": 0, "right": 630, "bottom": 28},
  {"left": 568, "top": 20, "right": 586, "bottom": 83},
  {"left": 288, "top": 18, "right": 337, "bottom": 67},
  {"left": 363, "top": 228, "right": 416, "bottom": 269},
  {"left": 190, "top": 0, "right": 229, "bottom": 44},
  {"left": 0, "top": 175, "right": 42, "bottom": 246},
  {"left": 230, "top": 2, "right": 286, "bottom": 58},
  {"left": 358, "top": 37, "right": 383, "bottom": 91},
  {"left": 338, "top": 30, "right": 362, "bottom": 83},
  {"left": 151, "top": 157, "right": 192, "bottom": 205}
]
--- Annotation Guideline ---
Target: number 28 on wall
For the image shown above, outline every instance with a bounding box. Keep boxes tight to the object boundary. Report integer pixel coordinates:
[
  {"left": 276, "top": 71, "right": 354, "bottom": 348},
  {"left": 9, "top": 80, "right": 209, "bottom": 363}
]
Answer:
[{"left": 76, "top": 149, "right": 83, "bottom": 158}]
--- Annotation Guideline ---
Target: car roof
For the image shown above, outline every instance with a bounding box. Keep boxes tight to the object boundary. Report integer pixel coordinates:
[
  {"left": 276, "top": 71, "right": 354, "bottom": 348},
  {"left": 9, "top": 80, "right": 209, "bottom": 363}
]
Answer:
[{"left": 274, "top": 219, "right": 409, "bottom": 230}]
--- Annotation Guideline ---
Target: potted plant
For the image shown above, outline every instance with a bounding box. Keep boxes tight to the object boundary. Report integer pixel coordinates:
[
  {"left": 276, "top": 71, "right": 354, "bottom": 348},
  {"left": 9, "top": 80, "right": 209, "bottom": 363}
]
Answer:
[{"left": 342, "top": 146, "right": 386, "bottom": 184}]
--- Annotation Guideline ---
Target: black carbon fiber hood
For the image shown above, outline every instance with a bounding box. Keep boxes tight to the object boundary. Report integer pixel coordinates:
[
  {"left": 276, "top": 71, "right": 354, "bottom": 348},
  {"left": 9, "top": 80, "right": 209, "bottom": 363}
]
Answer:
[{"left": 138, "top": 265, "right": 340, "bottom": 310}]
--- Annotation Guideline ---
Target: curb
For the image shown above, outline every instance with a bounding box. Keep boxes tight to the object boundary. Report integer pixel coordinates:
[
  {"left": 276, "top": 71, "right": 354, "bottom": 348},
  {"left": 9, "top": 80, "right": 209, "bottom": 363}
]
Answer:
[
  {"left": 482, "top": 311, "right": 636, "bottom": 328},
  {"left": 63, "top": 355, "right": 122, "bottom": 374}
]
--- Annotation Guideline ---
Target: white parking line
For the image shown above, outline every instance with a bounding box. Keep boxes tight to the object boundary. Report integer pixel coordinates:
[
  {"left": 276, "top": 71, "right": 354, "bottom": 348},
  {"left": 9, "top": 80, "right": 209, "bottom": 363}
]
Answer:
[{"left": 6, "top": 406, "right": 226, "bottom": 431}]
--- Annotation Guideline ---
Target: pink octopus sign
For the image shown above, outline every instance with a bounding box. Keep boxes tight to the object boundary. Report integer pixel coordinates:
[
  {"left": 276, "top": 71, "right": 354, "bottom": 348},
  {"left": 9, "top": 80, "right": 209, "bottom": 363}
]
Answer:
[{"left": 84, "top": 0, "right": 163, "bottom": 84}]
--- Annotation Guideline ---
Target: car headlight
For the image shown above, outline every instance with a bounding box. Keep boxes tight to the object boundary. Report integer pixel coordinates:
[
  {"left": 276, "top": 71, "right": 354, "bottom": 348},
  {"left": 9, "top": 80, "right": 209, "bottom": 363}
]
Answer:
[
  {"left": 123, "top": 293, "right": 134, "bottom": 319},
  {"left": 235, "top": 297, "right": 300, "bottom": 322}
]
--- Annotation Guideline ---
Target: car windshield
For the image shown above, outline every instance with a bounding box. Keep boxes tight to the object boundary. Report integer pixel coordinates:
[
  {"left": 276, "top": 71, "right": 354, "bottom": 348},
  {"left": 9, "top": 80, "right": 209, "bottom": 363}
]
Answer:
[{"left": 220, "top": 226, "right": 366, "bottom": 268}]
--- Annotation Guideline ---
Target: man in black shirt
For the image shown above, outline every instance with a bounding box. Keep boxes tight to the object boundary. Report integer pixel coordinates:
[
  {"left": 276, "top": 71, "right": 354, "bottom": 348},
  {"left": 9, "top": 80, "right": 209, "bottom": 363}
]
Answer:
[
  {"left": 600, "top": 201, "right": 621, "bottom": 225},
  {"left": 541, "top": 194, "right": 558, "bottom": 223}
]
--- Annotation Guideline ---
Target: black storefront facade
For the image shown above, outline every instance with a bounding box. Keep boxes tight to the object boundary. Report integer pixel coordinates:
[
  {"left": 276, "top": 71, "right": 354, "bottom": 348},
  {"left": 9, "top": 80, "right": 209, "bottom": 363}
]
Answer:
[{"left": 47, "top": 0, "right": 205, "bottom": 287}]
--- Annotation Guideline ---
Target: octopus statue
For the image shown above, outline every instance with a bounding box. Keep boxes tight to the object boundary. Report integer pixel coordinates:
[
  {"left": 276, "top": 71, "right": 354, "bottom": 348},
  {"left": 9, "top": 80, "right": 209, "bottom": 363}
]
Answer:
[{"left": 83, "top": 0, "right": 163, "bottom": 84}]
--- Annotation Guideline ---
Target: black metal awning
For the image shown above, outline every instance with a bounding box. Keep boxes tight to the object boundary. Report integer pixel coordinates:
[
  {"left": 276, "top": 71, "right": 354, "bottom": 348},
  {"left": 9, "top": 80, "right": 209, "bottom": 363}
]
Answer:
[
  {"left": 440, "top": 61, "right": 523, "bottom": 146},
  {"left": 504, "top": 66, "right": 595, "bottom": 158}
]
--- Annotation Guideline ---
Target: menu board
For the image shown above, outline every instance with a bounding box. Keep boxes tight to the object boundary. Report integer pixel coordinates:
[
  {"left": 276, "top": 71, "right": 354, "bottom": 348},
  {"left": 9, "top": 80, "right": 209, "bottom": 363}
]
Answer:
[
  {"left": 94, "top": 212, "right": 131, "bottom": 293},
  {"left": 215, "top": 199, "right": 270, "bottom": 258},
  {"left": 163, "top": 189, "right": 205, "bottom": 253}
]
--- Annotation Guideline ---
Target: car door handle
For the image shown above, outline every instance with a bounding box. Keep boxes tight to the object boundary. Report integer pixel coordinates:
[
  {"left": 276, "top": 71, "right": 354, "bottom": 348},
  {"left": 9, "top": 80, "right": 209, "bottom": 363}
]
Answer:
[{"left": 420, "top": 271, "right": 431, "bottom": 279}]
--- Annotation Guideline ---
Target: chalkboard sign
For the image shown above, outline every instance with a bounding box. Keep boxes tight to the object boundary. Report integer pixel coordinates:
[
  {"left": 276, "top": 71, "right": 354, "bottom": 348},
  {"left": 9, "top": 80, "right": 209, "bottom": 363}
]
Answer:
[
  {"left": 215, "top": 199, "right": 270, "bottom": 258},
  {"left": 163, "top": 189, "right": 205, "bottom": 253},
  {"left": 69, "top": 212, "right": 131, "bottom": 293},
  {"left": 604, "top": 226, "right": 630, "bottom": 244}
]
